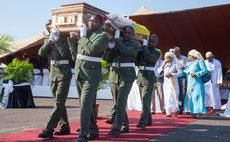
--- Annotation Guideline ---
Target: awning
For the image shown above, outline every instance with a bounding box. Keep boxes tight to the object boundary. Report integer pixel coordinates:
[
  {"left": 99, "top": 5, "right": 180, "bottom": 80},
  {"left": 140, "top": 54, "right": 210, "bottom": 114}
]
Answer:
[{"left": 0, "top": 32, "right": 46, "bottom": 59}]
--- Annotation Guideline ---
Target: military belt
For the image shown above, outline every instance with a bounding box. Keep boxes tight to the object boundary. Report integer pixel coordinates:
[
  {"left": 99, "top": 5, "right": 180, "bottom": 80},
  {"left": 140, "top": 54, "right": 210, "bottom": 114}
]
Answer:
[
  {"left": 112, "top": 62, "right": 134, "bottom": 68},
  {"left": 77, "top": 54, "right": 102, "bottom": 62},
  {"left": 51, "top": 60, "right": 69, "bottom": 65},
  {"left": 139, "top": 66, "right": 155, "bottom": 71}
]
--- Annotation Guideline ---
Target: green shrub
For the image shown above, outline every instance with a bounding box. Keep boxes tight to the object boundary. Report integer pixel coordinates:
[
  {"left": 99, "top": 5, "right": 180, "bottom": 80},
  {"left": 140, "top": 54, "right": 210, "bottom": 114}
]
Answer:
[
  {"left": 1, "top": 58, "right": 34, "bottom": 84},
  {"left": 98, "top": 60, "right": 110, "bottom": 91}
]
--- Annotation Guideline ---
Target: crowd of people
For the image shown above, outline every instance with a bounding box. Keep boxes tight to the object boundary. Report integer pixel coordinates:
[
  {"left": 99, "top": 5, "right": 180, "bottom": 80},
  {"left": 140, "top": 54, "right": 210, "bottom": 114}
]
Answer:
[
  {"left": 146, "top": 47, "right": 222, "bottom": 118},
  {"left": 35, "top": 14, "right": 224, "bottom": 142}
]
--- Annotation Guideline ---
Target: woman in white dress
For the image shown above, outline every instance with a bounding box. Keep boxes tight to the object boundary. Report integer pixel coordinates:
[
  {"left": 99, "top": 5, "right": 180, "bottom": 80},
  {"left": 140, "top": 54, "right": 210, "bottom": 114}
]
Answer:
[{"left": 158, "top": 52, "right": 181, "bottom": 117}]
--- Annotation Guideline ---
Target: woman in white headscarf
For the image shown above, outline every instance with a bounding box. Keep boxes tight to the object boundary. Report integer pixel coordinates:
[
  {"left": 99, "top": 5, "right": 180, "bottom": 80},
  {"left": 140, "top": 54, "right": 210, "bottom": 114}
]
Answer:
[
  {"left": 194, "top": 51, "right": 204, "bottom": 60},
  {"left": 158, "top": 51, "right": 181, "bottom": 117},
  {"left": 183, "top": 50, "right": 207, "bottom": 117}
]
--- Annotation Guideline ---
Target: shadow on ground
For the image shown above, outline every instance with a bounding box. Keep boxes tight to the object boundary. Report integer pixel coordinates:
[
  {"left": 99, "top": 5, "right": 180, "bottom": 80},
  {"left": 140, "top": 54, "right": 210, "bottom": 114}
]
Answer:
[{"left": 149, "top": 115, "right": 230, "bottom": 142}]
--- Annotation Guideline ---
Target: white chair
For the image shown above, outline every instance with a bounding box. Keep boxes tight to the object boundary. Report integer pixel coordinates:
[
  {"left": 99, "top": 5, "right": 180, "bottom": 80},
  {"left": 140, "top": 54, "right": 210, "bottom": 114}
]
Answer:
[
  {"left": 70, "top": 68, "right": 75, "bottom": 87},
  {"left": 0, "top": 80, "right": 14, "bottom": 109},
  {"left": 42, "top": 68, "right": 50, "bottom": 86},
  {"left": 33, "top": 69, "right": 43, "bottom": 86}
]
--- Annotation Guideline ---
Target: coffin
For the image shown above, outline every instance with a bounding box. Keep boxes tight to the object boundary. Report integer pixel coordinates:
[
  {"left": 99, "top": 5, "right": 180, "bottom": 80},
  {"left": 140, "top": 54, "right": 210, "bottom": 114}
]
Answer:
[{"left": 51, "top": 2, "right": 109, "bottom": 33}]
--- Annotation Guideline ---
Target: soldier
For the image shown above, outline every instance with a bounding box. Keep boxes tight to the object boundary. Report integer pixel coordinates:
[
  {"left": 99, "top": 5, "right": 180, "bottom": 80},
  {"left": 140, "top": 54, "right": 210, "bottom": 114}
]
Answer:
[
  {"left": 136, "top": 34, "right": 161, "bottom": 128},
  {"left": 68, "top": 15, "right": 109, "bottom": 142},
  {"left": 106, "top": 26, "right": 139, "bottom": 136},
  {"left": 103, "top": 29, "right": 117, "bottom": 125},
  {"left": 38, "top": 20, "right": 72, "bottom": 138}
]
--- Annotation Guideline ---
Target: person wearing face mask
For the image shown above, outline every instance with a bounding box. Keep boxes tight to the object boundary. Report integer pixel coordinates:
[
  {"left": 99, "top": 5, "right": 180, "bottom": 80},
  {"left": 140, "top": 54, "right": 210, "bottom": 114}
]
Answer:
[
  {"left": 158, "top": 51, "right": 181, "bottom": 117},
  {"left": 106, "top": 26, "right": 138, "bottom": 136},
  {"left": 183, "top": 50, "right": 208, "bottom": 118},
  {"left": 68, "top": 14, "right": 109, "bottom": 142},
  {"left": 204, "top": 51, "right": 223, "bottom": 112}
]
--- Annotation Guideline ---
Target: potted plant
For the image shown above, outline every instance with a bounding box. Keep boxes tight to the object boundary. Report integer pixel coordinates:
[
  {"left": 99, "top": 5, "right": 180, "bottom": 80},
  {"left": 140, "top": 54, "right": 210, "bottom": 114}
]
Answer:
[
  {"left": 0, "top": 58, "right": 35, "bottom": 108},
  {"left": 1, "top": 58, "right": 34, "bottom": 84}
]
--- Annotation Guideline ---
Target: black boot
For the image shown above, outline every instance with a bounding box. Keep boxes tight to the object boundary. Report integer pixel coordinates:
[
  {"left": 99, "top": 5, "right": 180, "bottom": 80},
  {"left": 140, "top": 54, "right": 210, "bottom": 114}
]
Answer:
[
  {"left": 87, "top": 133, "right": 99, "bottom": 140},
  {"left": 120, "top": 126, "right": 129, "bottom": 133},
  {"left": 136, "top": 122, "right": 146, "bottom": 129},
  {"left": 38, "top": 130, "right": 54, "bottom": 138},
  {"left": 146, "top": 121, "right": 152, "bottom": 126},
  {"left": 54, "top": 127, "right": 70, "bottom": 135},
  {"left": 105, "top": 118, "right": 114, "bottom": 124},
  {"left": 147, "top": 117, "right": 152, "bottom": 126},
  {"left": 76, "top": 128, "right": 81, "bottom": 132},
  {"left": 108, "top": 128, "right": 120, "bottom": 136}
]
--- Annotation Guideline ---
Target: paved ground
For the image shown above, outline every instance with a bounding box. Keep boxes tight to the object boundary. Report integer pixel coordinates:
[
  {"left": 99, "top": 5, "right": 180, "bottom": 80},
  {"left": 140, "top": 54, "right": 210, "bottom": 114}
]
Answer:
[
  {"left": 0, "top": 97, "right": 230, "bottom": 142},
  {"left": 0, "top": 97, "right": 113, "bottom": 135},
  {"left": 149, "top": 114, "right": 230, "bottom": 142}
]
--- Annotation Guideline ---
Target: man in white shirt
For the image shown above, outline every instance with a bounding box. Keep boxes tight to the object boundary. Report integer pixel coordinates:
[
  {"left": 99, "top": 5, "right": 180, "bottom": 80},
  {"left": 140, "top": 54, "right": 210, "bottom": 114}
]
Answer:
[
  {"left": 152, "top": 50, "right": 165, "bottom": 114},
  {"left": 205, "top": 51, "right": 223, "bottom": 111},
  {"left": 173, "top": 47, "right": 189, "bottom": 114}
]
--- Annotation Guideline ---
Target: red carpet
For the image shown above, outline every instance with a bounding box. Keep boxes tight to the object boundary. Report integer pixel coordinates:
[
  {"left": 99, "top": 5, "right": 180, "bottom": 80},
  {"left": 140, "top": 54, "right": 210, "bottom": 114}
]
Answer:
[{"left": 0, "top": 111, "right": 197, "bottom": 142}]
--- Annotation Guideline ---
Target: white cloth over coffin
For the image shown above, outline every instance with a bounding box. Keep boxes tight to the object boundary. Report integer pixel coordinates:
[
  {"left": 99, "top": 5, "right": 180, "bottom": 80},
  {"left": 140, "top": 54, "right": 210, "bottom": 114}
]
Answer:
[
  {"left": 106, "top": 13, "right": 135, "bottom": 31},
  {"left": 33, "top": 69, "right": 43, "bottom": 86},
  {"left": 205, "top": 59, "right": 223, "bottom": 109},
  {"left": 42, "top": 68, "right": 50, "bottom": 86}
]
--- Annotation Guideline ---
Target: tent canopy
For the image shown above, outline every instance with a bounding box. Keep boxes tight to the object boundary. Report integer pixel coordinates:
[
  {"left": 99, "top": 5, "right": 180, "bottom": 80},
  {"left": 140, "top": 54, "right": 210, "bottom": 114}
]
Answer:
[
  {"left": 0, "top": 32, "right": 45, "bottom": 63},
  {"left": 130, "top": 4, "right": 230, "bottom": 68},
  {"left": 131, "top": 6, "right": 156, "bottom": 16}
]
